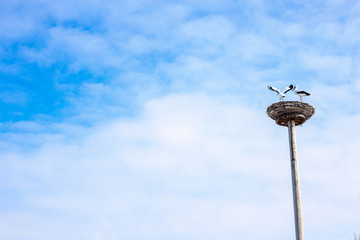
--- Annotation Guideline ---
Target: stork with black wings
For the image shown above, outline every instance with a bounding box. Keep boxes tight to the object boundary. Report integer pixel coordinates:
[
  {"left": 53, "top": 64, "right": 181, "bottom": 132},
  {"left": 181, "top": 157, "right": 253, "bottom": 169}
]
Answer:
[
  {"left": 268, "top": 84, "right": 294, "bottom": 101},
  {"left": 293, "top": 85, "right": 310, "bottom": 102}
]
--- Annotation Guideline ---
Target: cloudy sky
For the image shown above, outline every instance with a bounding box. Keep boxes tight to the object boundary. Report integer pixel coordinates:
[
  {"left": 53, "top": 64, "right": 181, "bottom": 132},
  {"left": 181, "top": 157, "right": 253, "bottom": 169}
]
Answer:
[{"left": 1, "top": 0, "right": 360, "bottom": 239}]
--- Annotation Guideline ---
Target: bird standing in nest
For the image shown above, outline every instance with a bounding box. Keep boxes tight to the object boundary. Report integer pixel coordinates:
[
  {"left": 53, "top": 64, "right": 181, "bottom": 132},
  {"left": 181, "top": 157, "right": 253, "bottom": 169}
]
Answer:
[
  {"left": 293, "top": 85, "right": 310, "bottom": 102},
  {"left": 268, "top": 84, "right": 294, "bottom": 101}
]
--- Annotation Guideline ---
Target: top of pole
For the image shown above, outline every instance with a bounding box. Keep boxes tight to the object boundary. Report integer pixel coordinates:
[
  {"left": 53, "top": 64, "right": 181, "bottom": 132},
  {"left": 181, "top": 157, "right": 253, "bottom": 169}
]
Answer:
[{"left": 266, "top": 101, "right": 315, "bottom": 127}]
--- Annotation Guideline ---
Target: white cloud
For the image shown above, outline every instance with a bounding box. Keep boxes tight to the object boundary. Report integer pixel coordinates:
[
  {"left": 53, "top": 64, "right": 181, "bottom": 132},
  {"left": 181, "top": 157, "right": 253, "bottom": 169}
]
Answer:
[
  {"left": 19, "top": 26, "right": 125, "bottom": 74},
  {"left": 299, "top": 53, "right": 352, "bottom": 81},
  {"left": 1, "top": 93, "right": 359, "bottom": 239},
  {"left": 0, "top": 89, "right": 28, "bottom": 105},
  {"left": 2, "top": 1, "right": 360, "bottom": 239},
  {"left": 0, "top": 15, "right": 36, "bottom": 41}
]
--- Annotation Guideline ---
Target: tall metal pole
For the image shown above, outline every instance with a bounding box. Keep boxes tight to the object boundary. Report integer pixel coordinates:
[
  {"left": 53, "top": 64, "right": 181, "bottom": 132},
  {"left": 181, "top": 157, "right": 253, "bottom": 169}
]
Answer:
[
  {"left": 287, "top": 120, "right": 304, "bottom": 240},
  {"left": 267, "top": 101, "right": 314, "bottom": 240}
]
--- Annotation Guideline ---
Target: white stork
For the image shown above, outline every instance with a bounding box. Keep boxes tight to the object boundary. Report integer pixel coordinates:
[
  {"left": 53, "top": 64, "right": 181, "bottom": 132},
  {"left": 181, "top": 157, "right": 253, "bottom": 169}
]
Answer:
[
  {"left": 293, "top": 85, "right": 310, "bottom": 102},
  {"left": 268, "top": 84, "right": 294, "bottom": 101}
]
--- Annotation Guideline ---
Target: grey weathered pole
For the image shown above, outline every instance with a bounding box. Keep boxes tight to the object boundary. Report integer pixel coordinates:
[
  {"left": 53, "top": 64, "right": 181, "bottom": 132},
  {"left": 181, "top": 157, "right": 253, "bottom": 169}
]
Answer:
[
  {"left": 266, "top": 101, "right": 315, "bottom": 240},
  {"left": 288, "top": 119, "right": 304, "bottom": 240}
]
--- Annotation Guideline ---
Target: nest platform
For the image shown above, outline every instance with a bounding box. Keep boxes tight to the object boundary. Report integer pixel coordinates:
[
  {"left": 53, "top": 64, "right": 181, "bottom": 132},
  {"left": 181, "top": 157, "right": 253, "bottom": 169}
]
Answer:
[{"left": 267, "top": 101, "right": 315, "bottom": 127}]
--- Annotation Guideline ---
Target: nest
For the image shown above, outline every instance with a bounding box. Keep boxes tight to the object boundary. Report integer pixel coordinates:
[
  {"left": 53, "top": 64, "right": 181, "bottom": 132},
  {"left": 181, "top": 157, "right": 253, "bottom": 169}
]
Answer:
[{"left": 266, "top": 101, "right": 315, "bottom": 127}]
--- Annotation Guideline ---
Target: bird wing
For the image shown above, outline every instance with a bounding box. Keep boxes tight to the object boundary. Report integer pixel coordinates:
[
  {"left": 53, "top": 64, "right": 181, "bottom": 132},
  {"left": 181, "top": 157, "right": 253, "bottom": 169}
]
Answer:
[
  {"left": 296, "top": 90, "right": 310, "bottom": 96},
  {"left": 283, "top": 84, "right": 294, "bottom": 94},
  {"left": 268, "top": 85, "right": 281, "bottom": 94}
]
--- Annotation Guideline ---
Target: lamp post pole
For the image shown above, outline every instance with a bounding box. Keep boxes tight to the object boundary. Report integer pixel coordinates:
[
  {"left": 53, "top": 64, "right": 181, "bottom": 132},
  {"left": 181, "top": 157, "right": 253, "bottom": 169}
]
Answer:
[
  {"left": 288, "top": 119, "right": 304, "bottom": 240},
  {"left": 266, "top": 101, "right": 315, "bottom": 240}
]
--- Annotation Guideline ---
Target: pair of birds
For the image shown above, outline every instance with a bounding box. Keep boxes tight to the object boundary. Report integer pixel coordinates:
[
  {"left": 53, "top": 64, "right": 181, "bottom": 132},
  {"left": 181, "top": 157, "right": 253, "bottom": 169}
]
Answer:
[{"left": 268, "top": 84, "right": 310, "bottom": 102}]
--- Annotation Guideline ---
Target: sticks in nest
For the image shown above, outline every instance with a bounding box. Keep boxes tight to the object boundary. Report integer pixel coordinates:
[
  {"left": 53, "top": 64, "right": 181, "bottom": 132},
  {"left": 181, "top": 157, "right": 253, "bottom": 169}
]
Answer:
[{"left": 266, "top": 101, "right": 315, "bottom": 126}]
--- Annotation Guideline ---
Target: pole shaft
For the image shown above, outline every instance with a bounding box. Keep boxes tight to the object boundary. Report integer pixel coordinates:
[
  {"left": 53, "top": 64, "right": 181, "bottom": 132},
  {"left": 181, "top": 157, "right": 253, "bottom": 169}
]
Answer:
[{"left": 287, "top": 120, "right": 304, "bottom": 240}]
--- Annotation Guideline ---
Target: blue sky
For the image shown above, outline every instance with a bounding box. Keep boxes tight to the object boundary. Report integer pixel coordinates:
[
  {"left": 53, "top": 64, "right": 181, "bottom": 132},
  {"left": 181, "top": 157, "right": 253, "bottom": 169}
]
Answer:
[{"left": 1, "top": 0, "right": 360, "bottom": 239}]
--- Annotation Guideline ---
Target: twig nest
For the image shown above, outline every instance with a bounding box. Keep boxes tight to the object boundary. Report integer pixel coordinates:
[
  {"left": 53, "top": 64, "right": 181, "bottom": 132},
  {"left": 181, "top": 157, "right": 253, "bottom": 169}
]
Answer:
[{"left": 267, "top": 101, "right": 315, "bottom": 126}]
